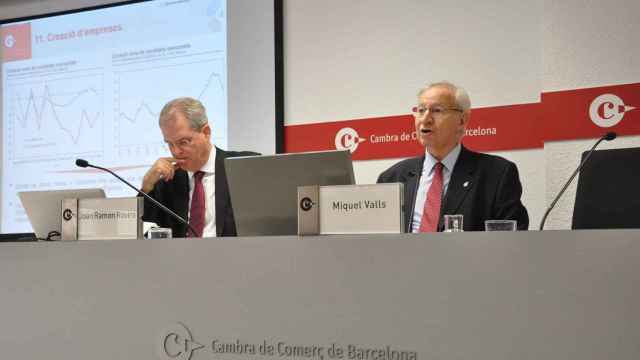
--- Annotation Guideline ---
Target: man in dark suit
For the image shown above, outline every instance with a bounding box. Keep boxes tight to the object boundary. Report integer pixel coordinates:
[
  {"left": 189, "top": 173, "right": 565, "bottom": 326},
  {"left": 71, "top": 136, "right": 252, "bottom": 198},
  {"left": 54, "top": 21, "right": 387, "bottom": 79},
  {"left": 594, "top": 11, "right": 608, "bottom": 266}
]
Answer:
[
  {"left": 377, "top": 82, "right": 528, "bottom": 232},
  {"left": 141, "top": 97, "right": 257, "bottom": 237}
]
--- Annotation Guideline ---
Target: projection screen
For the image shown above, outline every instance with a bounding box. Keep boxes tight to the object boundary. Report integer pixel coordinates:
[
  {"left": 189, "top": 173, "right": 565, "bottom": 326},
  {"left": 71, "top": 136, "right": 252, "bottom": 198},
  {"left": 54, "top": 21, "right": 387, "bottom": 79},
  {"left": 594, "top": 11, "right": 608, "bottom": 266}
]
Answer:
[{"left": 0, "top": 0, "right": 281, "bottom": 233}]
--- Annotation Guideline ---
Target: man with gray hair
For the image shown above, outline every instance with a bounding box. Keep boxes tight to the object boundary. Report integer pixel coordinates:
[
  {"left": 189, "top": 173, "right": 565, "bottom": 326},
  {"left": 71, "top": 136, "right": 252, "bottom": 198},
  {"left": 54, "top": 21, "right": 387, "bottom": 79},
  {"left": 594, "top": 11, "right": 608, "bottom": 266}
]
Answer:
[
  {"left": 141, "top": 97, "right": 257, "bottom": 237},
  {"left": 377, "top": 82, "right": 528, "bottom": 232}
]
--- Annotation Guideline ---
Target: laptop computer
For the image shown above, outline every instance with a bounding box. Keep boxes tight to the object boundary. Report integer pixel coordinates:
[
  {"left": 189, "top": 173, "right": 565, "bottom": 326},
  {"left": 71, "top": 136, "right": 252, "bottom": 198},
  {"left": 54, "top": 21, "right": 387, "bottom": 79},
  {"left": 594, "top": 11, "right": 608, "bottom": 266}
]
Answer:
[
  {"left": 0, "top": 233, "right": 37, "bottom": 242},
  {"left": 572, "top": 147, "right": 640, "bottom": 229},
  {"left": 225, "top": 150, "right": 355, "bottom": 236},
  {"left": 18, "top": 188, "right": 106, "bottom": 240}
]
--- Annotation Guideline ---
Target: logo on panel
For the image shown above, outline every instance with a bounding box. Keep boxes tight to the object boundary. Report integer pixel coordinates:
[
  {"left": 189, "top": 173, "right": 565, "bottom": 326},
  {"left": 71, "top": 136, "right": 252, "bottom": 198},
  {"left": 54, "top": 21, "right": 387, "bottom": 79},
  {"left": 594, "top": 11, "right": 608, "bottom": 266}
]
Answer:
[
  {"left": 589, "top": 93, "right": 636, "bottom": 128},
  {"left": 160, "top": 323, "right": 205, "bottom": 360},
  {"left": 158, "top": 322, "right": 418, "bottom": 360},
  {"left": 334, "top": 127, "right": 365, "bottom": 153}
]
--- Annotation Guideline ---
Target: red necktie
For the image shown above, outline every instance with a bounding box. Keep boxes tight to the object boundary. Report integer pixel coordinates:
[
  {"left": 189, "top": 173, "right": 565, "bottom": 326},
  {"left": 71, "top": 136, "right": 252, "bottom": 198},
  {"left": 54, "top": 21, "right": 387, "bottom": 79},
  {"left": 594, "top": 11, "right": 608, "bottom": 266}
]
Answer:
[
  {"left": 188, "top": 171, "right": 205, "bottom": 237},
  {"left": 419, "top": 162, "right": 443, "bottom": 232}
]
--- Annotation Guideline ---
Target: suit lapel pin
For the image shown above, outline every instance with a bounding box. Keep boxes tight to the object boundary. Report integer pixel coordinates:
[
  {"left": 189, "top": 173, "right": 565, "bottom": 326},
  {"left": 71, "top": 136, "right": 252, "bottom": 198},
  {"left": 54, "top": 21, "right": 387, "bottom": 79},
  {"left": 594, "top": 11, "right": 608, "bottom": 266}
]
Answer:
[{"left": 463, "top": 181, "right": 470, "bottom": 188}]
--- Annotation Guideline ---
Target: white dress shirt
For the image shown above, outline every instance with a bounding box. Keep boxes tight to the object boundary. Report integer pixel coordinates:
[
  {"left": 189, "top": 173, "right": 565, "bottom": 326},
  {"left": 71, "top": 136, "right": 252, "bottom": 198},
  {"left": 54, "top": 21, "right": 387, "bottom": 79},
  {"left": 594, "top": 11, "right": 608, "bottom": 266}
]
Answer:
[{"left": 411, "top": 143, "right": 462, "bottom": 233}]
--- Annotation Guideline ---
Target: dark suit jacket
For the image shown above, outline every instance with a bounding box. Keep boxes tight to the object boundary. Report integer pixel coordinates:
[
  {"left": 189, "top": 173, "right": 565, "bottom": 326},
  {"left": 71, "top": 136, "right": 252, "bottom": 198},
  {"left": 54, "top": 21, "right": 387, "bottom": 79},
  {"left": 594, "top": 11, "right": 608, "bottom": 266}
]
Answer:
[
  {"left": 142, "top": 147, "right": 258, "bottom": 237},
  {"left": 377, "top": 146, "right": 529, "bottom": 231}
]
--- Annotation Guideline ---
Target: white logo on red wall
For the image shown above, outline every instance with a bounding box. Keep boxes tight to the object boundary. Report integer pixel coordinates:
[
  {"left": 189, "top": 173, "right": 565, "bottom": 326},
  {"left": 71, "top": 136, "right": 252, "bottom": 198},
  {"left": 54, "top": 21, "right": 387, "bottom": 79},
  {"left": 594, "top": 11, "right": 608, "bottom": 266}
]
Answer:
[
  {"left": 335, "top": 127, "right": 366, "bottom": 153},
  {"left": 589, "top": 94, "right": 636, "bottom": 128},
  {"left": 4, "top": 34, "right": 16, "bottom": 48}
]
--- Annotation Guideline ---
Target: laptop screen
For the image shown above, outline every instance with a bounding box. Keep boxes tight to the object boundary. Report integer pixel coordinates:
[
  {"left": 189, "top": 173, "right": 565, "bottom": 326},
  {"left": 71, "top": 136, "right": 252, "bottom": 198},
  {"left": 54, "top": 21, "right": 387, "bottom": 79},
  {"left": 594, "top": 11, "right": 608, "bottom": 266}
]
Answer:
[
  {"left": 225, "top": 150, "right": 355, "bottom": 236},
  {"left": 18, "top": 188, "right": 106, "bottom": 239}
]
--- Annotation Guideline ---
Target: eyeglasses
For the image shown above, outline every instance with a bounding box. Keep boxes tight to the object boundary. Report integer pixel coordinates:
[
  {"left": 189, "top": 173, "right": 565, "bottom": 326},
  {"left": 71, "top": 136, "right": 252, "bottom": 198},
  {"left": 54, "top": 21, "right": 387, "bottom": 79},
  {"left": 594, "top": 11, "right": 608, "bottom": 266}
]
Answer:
[
  {"left": 165, "top": 135, "right": 197, "bottom": 150},
  {"left": 412, "top": 105, "right": 463, "bottom": 119}
]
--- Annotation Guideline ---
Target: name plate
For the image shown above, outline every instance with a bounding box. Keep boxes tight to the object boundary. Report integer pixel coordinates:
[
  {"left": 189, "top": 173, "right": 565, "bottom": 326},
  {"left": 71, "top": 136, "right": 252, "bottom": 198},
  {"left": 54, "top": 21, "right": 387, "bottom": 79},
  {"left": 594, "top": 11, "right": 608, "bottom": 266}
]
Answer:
[
  {"left": 298, "top": 183, "right": 403, "bottom": 235},
  {"left": 61, "top": 197, "right": 143, "bottom": 240}
]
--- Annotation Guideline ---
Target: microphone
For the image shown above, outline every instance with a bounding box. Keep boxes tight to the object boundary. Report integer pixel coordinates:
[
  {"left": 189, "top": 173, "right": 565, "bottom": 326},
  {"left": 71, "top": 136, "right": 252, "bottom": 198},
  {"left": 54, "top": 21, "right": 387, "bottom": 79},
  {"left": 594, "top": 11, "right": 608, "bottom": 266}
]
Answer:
[
  {"left": 538, "top": 132, "right": 616, "bottom": 230},
  {"left": 75, "top": 159, "right": 197, "bottom": 237},
  {"left": 603, "top": 132, "right": 617, "bottom": 141}
]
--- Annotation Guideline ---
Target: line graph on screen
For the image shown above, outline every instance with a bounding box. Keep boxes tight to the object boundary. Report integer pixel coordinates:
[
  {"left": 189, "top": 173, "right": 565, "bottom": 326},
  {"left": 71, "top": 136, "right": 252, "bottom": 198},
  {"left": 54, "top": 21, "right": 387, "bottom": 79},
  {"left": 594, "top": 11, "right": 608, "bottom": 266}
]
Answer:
[
  {"left": 114, "top": 56, "right": 227, "bottom": 157},
  {"left": 6, "top": 74, "right": 104, "bottom": 162}
]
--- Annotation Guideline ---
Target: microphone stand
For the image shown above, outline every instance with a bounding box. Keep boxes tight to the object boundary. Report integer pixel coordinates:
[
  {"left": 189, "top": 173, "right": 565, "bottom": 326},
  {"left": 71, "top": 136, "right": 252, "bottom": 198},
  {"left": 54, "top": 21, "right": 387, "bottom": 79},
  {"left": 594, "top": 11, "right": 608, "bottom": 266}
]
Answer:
[{"left": 76, "top": 160, "right": 198, "bottom": 237}]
